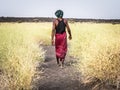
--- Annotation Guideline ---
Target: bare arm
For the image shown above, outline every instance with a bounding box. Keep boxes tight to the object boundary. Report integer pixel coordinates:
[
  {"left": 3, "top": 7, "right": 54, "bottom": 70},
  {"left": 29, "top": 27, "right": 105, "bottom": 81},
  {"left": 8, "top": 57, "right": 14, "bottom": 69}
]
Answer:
[
  {"left": 65, "top": 20, "right": 72, "bottom": 40},
  {"left": 51, "top": 20, "right": 56, "bottom": 45}
]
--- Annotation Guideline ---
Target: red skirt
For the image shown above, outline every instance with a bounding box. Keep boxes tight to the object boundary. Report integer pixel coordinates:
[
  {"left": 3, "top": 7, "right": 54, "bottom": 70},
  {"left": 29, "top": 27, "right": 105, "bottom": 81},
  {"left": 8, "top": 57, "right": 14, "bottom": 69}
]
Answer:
[{"left": 55, "top": 32, "right": 67, "bottom": 59}]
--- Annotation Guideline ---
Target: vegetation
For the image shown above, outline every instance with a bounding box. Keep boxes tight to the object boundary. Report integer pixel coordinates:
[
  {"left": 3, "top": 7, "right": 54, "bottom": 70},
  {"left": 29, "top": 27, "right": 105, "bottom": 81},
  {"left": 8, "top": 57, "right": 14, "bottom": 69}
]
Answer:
[
  {"left": 0, "top": 23, "right": 45, "bottom": 90},
  {"left": 0, "top": 22, "right": 120, "bottom": 89},
  {"left": 69, "top": 23, "right": 120, "bottom": 85}
]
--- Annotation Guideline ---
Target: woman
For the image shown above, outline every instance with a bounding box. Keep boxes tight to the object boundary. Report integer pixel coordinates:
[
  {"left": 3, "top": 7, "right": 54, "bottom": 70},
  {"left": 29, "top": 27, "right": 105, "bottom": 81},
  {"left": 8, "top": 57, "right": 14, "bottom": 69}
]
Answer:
[{"left": 51, "top": 10, "right": 72, "bottom": 68}]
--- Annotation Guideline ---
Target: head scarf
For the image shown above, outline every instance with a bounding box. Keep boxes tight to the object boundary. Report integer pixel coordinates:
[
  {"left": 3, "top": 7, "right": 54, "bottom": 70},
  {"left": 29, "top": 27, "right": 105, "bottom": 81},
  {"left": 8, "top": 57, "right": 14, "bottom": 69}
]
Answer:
[{"left": 55, "top": 10, "right": 63, "bottom": 18}]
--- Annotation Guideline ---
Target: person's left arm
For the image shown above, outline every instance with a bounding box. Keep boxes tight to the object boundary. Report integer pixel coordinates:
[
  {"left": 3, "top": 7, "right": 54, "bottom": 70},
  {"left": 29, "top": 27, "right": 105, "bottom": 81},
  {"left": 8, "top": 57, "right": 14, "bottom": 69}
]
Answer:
[{"left": 65, "top": 19, "right": 72, "bottom": 40}]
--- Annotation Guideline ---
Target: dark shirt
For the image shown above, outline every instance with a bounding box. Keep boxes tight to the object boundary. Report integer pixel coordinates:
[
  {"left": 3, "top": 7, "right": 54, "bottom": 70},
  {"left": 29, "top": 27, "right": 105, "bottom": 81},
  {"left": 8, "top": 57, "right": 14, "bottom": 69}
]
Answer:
[{"left": 55, "top": 19, "right": 66, "bottom": 34}]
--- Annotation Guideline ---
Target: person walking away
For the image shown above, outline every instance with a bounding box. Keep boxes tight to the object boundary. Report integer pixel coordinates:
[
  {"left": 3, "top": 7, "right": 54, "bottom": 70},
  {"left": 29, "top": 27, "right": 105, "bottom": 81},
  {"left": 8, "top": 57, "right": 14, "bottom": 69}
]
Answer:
[{"left": 51, "top": 10, "right": 72, "bottom": 68}]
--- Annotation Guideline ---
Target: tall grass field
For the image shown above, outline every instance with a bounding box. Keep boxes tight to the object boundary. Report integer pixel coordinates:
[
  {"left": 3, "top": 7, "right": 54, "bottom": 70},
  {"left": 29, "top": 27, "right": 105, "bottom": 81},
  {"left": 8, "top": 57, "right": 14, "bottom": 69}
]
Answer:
[
  {"left": 0, "top": 22, "right": 120, "bottom": 89},
  {"left": 69, "top": 23, "right": 120, "bottom": 85},
  {"left": 0, "top": 23, "right": 45, "bottom": 90}
]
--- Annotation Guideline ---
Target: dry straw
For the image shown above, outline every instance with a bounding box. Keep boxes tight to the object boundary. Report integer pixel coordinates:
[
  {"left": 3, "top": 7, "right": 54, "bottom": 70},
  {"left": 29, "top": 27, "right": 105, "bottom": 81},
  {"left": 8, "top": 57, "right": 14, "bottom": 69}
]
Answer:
[
  {"left": 69, "top": 23, "right": 120, "bottom": 86},
  {"left": 0, "top": 23, "right": 45, "bottom": 90}
]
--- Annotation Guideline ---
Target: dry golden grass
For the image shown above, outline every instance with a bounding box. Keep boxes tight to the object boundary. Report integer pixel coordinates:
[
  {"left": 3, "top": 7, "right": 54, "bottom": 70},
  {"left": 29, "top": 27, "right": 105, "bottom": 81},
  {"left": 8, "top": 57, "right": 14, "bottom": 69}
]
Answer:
[
  {"left": 69, "top": 23, "right": 120, "bottom": 85},
  {"left": 1, "top": 22, "right": 120, "bottom": 89},
  {"left": 0, "top": 23, "right": 45, "bottom": 90}
]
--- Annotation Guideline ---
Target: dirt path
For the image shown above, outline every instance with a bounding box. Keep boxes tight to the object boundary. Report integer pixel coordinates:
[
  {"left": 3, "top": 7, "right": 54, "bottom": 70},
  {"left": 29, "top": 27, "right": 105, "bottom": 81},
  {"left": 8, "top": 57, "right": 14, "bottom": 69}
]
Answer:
[
  {"left": 32, "top": 45, "right": 90, "bottom": 90},
  {"left": 32, "top": 46, "right": 116, "bottom": 90}
]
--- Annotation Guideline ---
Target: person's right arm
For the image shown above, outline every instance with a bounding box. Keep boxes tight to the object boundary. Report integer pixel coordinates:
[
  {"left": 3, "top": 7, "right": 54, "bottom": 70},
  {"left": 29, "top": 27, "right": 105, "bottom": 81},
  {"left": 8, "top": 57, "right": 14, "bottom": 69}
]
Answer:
[{"left": 51, "top": 20, "right": 56, "bottom": 45}]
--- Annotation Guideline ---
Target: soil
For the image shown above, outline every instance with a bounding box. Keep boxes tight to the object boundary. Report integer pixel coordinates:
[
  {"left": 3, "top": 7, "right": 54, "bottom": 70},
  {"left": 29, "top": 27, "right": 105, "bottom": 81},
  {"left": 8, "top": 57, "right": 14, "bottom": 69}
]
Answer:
[{"left": 32, "top": 46, "right": 117, "bottom": 90}]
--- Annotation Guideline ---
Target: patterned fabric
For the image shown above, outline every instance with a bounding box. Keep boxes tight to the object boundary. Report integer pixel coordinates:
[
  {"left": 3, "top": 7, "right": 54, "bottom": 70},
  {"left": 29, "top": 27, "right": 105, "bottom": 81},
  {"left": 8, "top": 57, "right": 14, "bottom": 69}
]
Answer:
[
  {"left": 55, "top": 10, "right": 64, "bottom": 18},
  {"left": 55, "top": 32, "right": 67, "bottom": 59}
]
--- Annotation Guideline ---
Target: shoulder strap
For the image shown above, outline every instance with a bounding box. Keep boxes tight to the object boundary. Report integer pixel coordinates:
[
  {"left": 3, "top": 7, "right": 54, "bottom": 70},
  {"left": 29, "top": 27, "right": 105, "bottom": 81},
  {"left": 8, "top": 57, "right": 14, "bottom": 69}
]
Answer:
[
  {"left": 57, "top": 19, "right": 60, "bottom": 23},
  {"left": 57, "top": 19, "right": 64, "bottom": 22}
]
